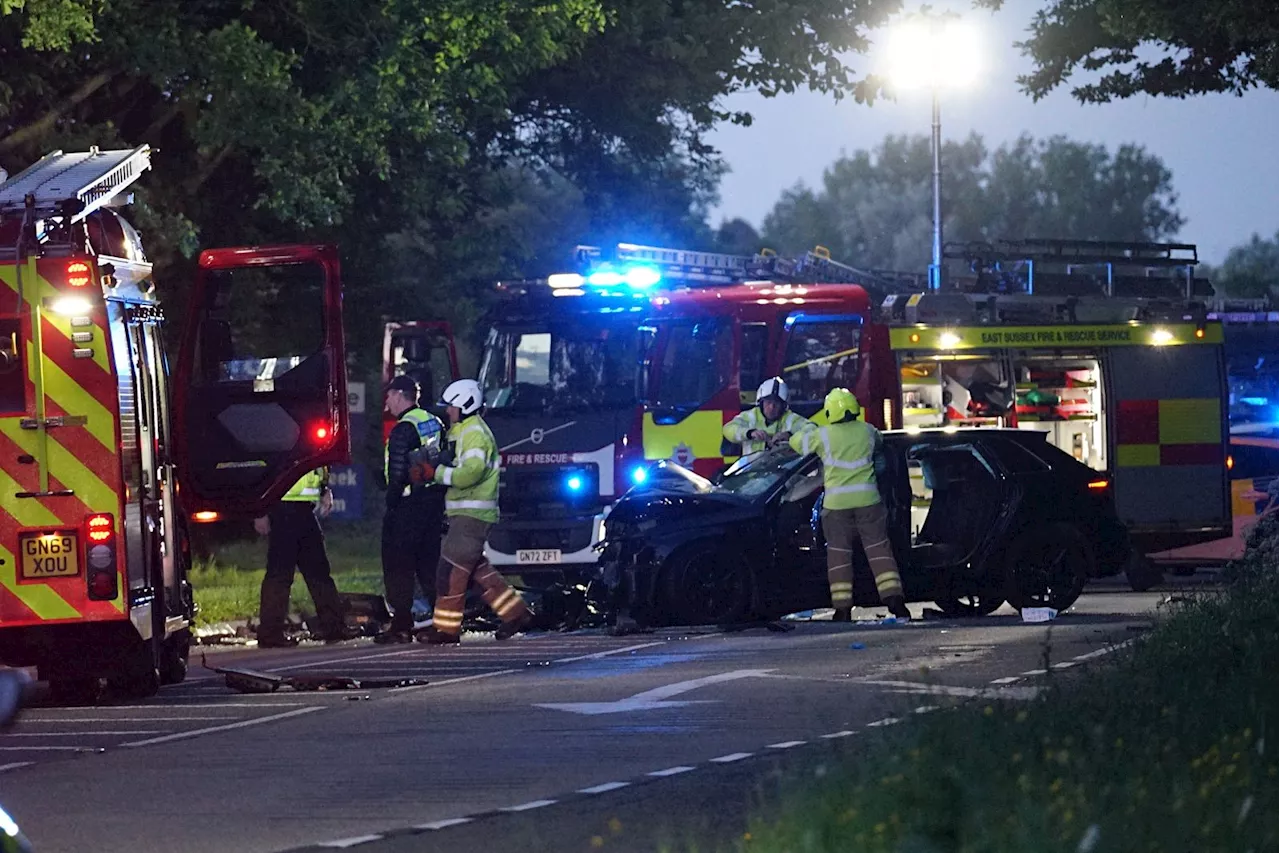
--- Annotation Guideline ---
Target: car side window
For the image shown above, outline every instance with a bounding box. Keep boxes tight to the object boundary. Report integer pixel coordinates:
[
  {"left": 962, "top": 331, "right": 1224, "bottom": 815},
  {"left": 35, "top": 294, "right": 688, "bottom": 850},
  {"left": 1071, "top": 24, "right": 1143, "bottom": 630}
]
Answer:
[
  {"left": 782, "top": 467, "right": 823, "bottom": 503},
  {"left": 983, "top": 438, "right": 1051, "bottom": 475}
]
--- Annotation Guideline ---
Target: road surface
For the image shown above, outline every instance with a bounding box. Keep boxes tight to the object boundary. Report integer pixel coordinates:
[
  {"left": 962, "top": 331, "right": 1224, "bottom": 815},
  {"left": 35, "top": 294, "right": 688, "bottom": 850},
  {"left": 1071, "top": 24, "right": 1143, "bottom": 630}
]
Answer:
[{"left": 0, "top": 581, "right": 1193, "bottom": 853}]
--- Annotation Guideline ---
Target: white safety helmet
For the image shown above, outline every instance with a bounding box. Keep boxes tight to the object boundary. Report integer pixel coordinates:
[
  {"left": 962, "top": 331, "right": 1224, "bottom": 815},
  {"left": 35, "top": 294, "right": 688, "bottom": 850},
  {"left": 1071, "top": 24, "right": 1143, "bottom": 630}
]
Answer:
[
  {"left": 441, "top": 378, "right": 484, "bottom": 415},
  {"left": 756, "top": 376, "right": 789, "bottom": 406}
]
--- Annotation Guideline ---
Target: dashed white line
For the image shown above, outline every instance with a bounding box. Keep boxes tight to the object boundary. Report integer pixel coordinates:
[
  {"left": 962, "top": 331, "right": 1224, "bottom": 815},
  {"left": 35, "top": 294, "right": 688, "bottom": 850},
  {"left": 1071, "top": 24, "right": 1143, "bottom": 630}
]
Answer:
[
  {"left": 709, "top": 752, "right": 753, "bottom": 763},
  {"left": 552, "top": 642, "right": 667, "bottom": 665},
  {"left": 578, "top": 782, "right": 631, "bottom": 794},
  {"left": 1071, "top": 641, "right": 1135, "bottom": 662},
  {"left": 766, "top": 741, "right": 806, "bottom": 749},
  {"left": 913, "top": 705, "right": 939, "bottom": 714},
  {"left": 0, "top": 746, "right": 91, "bottom": 751},
  {"left": 1051, "top": 661, "right": 1078, "bottom": 670},
  {"left": 989, "top": 676, "right": 1021, "bottom": 685},
  {"left": 1, "top": 731, "right": 164, "bottom": 737},
  {"left": 648, "top": 766, "right": 696, "bottom": 777},
  {"left": 121, "top": 706, "right": 324, "bottom": 747},
  {"left": 866, "top": 717, "right": 901, "bottom": 728},
  {"left": 502, "top": 799, "right": 557, "bottom": 812},
  {"left": 0, "top": 762, "right": 34, "bottom": 771},
  {"left": 1020, "top": 669, "right": 1048, "bottom": 677},
  {"left": 18, "top": 716, "right": 241, "bottom": 722},
  {"left": 416, "top": 818, "right": 473, "bottom": 830},
  {"left": 389, "top": 669, "right": 516, "bottom": 694},
  {"left": 318, "top": 835, "right": 383, "bottom": 848},
  {"left": 821, "top": 730, "right": 857, "bottom": 739}
]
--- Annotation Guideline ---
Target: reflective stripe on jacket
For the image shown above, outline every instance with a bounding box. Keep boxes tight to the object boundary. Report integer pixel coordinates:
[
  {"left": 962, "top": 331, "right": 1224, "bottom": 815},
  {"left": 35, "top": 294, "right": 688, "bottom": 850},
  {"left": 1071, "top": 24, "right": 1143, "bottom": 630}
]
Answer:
[
  {"left": 722, "top": 409, "right": 815, "bottom": 455},
  {"left": 282, "top": 468, "right": 326, "bottom": 502},
  {"left": 385, "top": 407, "right": 445, "bottom": 499},
  {"left": 788, "top": 420, "right": 882, "bottom": 510},
  {"left": 433, "top": 414, "right": 500, "bottom": 522}
]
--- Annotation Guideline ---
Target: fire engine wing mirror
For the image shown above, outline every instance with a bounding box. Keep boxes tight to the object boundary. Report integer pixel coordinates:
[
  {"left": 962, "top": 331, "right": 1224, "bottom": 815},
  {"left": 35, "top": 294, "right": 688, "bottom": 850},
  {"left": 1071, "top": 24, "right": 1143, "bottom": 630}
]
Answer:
[{"left": 174, "top": 244, "right": 349, "bottom": 518}]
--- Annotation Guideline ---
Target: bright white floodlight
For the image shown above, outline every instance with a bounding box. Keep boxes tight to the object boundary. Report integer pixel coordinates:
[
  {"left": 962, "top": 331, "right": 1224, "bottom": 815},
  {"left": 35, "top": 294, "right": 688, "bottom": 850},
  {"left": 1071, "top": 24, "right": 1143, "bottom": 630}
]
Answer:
[{"left": 885, "top": 17, "right": 981, "bottom": 91}]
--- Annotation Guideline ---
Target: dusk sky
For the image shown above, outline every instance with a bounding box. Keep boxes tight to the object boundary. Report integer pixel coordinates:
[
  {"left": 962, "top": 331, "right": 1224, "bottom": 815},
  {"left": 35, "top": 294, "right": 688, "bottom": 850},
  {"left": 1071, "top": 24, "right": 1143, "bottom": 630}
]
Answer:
[{"left": 705, "top": 0, "right": 1279, "bottom": 266}]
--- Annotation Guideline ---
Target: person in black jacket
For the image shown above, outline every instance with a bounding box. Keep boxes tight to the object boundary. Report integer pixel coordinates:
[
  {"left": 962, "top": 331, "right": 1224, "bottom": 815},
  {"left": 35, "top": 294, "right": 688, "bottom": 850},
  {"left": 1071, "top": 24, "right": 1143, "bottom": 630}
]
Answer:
[{"left": 376, "top": 375, "right": 447, "bottom": 644}]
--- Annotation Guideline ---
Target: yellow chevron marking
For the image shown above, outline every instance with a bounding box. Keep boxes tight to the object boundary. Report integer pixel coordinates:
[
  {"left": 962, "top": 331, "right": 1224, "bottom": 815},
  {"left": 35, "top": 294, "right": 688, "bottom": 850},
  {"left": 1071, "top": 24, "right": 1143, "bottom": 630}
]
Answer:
[
  {"left": 45, "top": 433, "right": 117, "bottom": 512},
  {"left": 0, "top": 543, "right": 80, "bottom": 621},
  {"left": 34, "top": 274, "right": 111, "bottom": 373},
  {"left": 37, "top": 347, "right": 115, "bottom": 451},
  {"left": 0, "top": 465, "right": 62, "bottom": 527}
]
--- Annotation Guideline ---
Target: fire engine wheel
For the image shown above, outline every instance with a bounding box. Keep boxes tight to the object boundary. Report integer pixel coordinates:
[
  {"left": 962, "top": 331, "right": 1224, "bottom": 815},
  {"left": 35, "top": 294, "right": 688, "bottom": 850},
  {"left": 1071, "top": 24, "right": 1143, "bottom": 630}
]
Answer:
[
  {"left": 107, "top": 644, "right": 160, "bottom": 700},
  {"left": 1125, "top": 551, "right": 1163, "bottom": 592},
  {"left": 660, "top": 541, "right": 751, "bottom": 627},
  {"left": 48, "top": 678, "right": 101, "bottom": 706},
  {"left": 1004, "top": 524, "right": 1092, "bottom": 612},
  {"left": 159, "top": 632, "right": 191, "bottom": 685}
]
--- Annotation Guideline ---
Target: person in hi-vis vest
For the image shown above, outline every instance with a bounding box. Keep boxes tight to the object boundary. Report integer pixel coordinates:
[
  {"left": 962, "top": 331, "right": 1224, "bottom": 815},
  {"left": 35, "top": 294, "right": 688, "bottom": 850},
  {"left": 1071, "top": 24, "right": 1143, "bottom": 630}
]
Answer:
[
  {"left": 722, "top": 376, "right": 815, "bottom": 456},
  {"left": 253, "top": 468, "right": 352, "bottom": 646},
  {"left": 789, "top": 388, "right": 912, "bottom": 622},
  {"left": 375, "top": 374, "right": 447, "bottom": 644}
]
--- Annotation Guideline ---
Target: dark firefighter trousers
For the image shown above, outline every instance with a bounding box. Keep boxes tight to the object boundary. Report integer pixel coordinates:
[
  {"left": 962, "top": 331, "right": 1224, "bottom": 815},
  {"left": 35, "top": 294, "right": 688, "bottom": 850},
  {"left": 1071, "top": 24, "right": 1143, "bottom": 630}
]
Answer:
[
  {"left": 431, "top": 515, "right": 529, "bottom": 636},
  {"left": 382, "top": 490, "right": 446, "bottom": 632},
  {"left": 260, "top": 501, "right": 344, "bottom": 640},
  {"left": 820, "top": 504, "right": 904, "bottom": 609}
]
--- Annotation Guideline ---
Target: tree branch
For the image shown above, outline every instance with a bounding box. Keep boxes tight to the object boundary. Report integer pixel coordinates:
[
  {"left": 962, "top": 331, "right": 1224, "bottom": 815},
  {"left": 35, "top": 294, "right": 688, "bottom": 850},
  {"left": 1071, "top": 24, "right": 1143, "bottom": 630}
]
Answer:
[{"left": 0, "top": 69, "right": 117, "bottom": 154}]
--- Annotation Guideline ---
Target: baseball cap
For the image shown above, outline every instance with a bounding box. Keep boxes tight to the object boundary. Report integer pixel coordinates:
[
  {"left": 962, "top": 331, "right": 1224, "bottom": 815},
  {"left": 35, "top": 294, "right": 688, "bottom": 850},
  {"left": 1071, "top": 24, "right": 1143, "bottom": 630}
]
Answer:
[{"left": 384, "top": 374, "right": 420, "bottom": 397}]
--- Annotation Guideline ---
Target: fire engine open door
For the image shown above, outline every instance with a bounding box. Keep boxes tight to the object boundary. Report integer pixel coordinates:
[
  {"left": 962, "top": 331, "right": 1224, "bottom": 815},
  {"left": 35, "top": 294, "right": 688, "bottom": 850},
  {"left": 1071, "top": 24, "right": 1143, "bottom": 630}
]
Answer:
[
  {"left": 1104, "top": 341, "right": 1231, "bottom": 550},
  {"left": 174, "top": 245, "right": 349, "bottom": 518},
  {"left": 382, "top": 320, "right": 460, "bottom": 439}
]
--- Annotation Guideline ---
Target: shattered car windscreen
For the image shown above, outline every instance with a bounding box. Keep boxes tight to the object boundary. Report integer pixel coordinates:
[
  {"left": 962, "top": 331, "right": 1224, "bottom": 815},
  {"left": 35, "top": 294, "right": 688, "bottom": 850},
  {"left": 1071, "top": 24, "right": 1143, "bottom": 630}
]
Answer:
[
  {"left": 479, "top": 323, "right": 638, "bottom": 411},
  {"left": 715, "top": 448, "right": 807, "bottom": 498}
]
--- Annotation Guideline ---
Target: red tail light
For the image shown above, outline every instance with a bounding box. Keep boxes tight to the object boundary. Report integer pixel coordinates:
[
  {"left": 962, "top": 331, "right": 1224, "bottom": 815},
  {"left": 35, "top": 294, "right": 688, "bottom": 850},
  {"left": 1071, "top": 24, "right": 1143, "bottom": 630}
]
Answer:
[
  {"left": 314, "top": 425, "right": 329, "bottom": 441},
  {"left": 83, "top": 513, "right": 118, "bottom": 601},
  {"left": 1226, "top": 455, "right": 1234, "bottom": 471},
  {"left": 66, "top": 261, "right": 92, "bottom": 288}
]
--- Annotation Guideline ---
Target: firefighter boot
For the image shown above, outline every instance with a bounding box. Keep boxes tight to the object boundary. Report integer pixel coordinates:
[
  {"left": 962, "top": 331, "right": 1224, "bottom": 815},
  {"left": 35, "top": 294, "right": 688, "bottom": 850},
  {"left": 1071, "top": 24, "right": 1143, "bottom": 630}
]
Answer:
[
  {"left": 832, "top": 608, "right": 852, "bottom": 623},
  {"left": 494, "top": 612, "right": 534, "bottom": 641},
  {"left": 415, "top": 627, "right": 460, "bottom": 646},
  {"left": 884, "top": 595, "right": 911, "bottom": 621}
]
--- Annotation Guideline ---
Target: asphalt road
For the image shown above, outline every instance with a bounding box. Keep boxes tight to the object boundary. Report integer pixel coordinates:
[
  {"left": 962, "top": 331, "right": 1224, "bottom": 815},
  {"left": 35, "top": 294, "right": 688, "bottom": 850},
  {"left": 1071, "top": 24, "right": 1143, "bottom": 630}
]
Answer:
[{"left": 0, "top": 579, "right": 1198, "bottom": 853}]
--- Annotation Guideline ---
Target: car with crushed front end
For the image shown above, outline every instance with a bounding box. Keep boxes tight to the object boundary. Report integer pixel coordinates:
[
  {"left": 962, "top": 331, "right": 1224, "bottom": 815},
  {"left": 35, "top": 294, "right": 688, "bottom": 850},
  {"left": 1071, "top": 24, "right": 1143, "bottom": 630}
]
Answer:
[{"left": 596, "top": 428, "right": 1132, "bottom": 628}]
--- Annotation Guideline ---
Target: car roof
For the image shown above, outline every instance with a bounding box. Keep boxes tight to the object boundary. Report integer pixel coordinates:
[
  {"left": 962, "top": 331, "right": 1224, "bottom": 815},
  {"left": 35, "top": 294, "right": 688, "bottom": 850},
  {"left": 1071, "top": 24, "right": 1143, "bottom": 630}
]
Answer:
[{"left": 883, "top": 427, "right": 1047, "bottom": 445}]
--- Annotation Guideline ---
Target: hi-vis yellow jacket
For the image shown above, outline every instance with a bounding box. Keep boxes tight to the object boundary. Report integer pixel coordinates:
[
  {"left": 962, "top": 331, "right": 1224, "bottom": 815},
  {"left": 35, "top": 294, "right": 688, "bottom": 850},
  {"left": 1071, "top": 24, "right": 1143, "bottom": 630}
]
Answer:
[{"left": 432, "top": 414, "right": 500, "bottom": 523}]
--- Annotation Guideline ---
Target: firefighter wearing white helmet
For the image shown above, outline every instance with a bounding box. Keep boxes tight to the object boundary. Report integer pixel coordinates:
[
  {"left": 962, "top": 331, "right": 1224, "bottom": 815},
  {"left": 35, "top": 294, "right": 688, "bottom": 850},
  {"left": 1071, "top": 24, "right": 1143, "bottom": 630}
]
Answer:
[
  {"left": 410, "top": 378, "right": 533, "bottom": 643},
  {"left": 722, "top": 376, "right": 815, "bottom": 455}
]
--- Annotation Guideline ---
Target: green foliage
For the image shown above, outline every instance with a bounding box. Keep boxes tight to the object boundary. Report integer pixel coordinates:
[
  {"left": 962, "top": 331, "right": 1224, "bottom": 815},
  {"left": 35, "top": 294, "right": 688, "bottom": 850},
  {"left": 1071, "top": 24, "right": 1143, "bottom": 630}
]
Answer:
[
  {"left": 738, "top": 523, "right": 1278, "bottom": 852},
  {"left": 1205, "top": 233, "right": 1280, "bottom": 301},
  {"left": 982, "top": 0, "right": 1279, "bottom": 102},
  {"left": 762, "top": 133, "right": 1184, "bottom": 271},
  {"left": 1, "top": 0, "right": 98, "bottom": 50}
]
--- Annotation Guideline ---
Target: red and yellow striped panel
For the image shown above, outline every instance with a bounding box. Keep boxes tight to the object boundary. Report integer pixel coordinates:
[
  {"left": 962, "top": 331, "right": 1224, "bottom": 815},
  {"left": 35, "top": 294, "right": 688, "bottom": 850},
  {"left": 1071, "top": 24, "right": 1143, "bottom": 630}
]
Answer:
[
  {"left": 1115, "top": 398, "right": 1223, "bottom": 468},
  {"left": 0, "top": 258, "right": 125, "bottom": 626}
]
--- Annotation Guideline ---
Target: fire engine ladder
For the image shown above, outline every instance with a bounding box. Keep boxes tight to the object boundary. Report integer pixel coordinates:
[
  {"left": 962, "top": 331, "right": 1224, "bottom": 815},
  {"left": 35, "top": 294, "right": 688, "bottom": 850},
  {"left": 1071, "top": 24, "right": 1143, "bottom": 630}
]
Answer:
[
  {"left": 581, "top": 241, "right": 883, "bottom": 286},
  {"left": 0, "top": 145, "right": 153, "bottom": 232}
]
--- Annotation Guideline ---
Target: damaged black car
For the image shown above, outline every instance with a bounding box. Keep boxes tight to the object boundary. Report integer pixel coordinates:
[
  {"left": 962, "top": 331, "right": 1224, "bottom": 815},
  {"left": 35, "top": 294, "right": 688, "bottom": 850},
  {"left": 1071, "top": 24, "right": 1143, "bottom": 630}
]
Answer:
[{"left": 596, "top": 428, "right": 1131, "bottom": 628}]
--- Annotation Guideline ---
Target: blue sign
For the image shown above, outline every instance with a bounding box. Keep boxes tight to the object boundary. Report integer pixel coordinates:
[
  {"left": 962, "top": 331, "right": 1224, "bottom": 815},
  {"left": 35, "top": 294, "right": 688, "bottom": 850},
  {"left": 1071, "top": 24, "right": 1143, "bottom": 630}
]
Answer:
[{"left": 328, "top": 464, "right": 364, "bottom": 520}]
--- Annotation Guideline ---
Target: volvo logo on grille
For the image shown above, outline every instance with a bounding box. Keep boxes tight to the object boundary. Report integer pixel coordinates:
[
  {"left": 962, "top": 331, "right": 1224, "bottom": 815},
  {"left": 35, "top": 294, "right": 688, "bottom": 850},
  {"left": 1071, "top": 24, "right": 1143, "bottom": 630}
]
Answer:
[{"left": 530, "top": 428, "right": 545, "bottom": 445}]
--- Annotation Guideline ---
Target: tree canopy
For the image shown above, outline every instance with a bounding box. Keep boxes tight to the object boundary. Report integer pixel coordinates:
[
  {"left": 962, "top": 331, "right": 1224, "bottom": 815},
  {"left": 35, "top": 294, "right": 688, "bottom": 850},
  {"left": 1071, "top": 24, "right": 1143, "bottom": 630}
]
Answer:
[
  {"left": 1204, "top": 233, "right": 1279, "bottom": 301},
  {"left": 760, "top": 133, "right": 1185, "bottom": 272},
  {"left": 983, "top": 0, "right": 1279, "bottom": 102}
]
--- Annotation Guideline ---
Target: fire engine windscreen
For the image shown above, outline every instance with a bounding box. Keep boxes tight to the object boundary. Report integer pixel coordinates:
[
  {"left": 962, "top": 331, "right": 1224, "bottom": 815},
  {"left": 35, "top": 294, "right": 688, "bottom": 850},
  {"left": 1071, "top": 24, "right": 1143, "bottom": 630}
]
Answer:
[
  {"left": 192, "top": 263, "right": 325, "bottom": 385},
  {"left": 647, "top": 318, "right": 734, "bottom": 409},
  {"left": 479, "top": 322, "right": 638, "bottom": 412}
]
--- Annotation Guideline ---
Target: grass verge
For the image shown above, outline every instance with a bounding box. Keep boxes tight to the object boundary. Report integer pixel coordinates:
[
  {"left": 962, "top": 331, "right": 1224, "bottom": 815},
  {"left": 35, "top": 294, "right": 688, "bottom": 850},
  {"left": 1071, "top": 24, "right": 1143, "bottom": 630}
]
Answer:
[
  {"left": 734, "top": 515, "right": 1279, "bottom": 853},
  {"left": 190, "top": 523, "right": 384, "bottom": 625}
]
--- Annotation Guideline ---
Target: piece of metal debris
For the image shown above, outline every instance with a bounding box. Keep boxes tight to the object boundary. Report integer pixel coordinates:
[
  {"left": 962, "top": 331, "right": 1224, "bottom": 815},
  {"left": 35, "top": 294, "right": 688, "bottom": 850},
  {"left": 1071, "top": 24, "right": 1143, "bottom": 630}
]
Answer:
[{"left": 212, "top": 666, "right": 428, "bottom": 694}]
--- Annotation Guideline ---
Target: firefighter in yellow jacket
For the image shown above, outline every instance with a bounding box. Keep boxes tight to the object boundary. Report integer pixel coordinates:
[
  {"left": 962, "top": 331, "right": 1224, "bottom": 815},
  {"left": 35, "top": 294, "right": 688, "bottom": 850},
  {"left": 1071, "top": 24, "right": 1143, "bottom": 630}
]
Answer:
[
  {"left": 253, "top": 468, "right": 352, "bottom": 647},
  {"left": 410, "top": 379, "right": 533, "bottom": 644},
  {"left": 723, "top": 377, "right": 814, "bottom": 455},
  {"left": 789, "top": 388, "right": 911, "bottom": 622}
]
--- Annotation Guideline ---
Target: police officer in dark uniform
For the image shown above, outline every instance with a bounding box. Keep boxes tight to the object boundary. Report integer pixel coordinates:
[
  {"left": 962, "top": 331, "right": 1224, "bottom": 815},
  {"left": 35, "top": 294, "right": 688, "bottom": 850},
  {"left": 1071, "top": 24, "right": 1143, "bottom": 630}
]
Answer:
[
  {"left": 253, "top": 468, "right": 353, "bottom": 647},
  {"left": 376, "top": 374, "right": 447, "bottom": 643}
]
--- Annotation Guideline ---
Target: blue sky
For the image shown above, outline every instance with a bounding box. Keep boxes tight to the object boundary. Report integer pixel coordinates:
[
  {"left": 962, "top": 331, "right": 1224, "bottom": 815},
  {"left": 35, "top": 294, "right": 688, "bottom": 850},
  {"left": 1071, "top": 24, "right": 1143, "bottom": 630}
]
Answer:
[{"left": 704, "top": 1, "right": 1279, "bottom": 265}]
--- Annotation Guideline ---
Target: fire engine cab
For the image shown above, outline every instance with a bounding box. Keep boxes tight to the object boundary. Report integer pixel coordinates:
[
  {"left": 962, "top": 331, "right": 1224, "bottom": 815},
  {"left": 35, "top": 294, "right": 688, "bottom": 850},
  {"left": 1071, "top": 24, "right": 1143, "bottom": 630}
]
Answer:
[{"left": 0, "top": 147, "right": 348, "bottom": 700}]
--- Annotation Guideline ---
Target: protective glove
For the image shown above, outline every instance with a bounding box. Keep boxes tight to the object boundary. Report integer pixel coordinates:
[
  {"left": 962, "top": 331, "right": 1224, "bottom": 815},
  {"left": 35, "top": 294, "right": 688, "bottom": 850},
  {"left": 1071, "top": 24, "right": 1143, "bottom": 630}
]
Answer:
[{"left": 409, "top": 461, "right": 436, "bottom": 484}]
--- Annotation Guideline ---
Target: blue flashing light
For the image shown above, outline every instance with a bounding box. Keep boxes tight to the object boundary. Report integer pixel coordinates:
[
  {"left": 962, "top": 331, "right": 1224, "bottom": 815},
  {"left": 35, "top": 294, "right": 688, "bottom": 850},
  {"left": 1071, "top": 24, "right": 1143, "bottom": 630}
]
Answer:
[
  {"left": 624, "top": 266, "right": 661, "bottom": 290},
  {"left": 585, "top": 264, "right": 662, "bottom": 291},
  {"left": 630, "top": 466, "right": 648, "bottom": 485},
  {"left": 587, "top": 270, "right": 624, "bottom": 287},
  {"left": 566, "top": 475, "right": 584, "bottom": 492},
  {"left": 1242, "top": 397, "right": 1269, "bottom": 406}
]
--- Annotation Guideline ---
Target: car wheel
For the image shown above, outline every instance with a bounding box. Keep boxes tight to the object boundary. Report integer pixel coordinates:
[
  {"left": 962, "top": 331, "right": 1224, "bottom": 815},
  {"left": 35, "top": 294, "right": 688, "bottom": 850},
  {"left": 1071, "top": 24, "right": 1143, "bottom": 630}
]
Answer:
[
  {"left": 935, "top": 593, "right": 1005, "bottom": 617},
  {"left": 1125, "top": 551, "right": 1163, "bottom": 592},
  {"left": 159, "top": 631, "right": 191, "bottom": 686},
  {"left": 1005, "top": 523, "right": 1092, "bottom": 612},
  {"left": 660, "top": 542, "right": 751, "bottom": 626}
]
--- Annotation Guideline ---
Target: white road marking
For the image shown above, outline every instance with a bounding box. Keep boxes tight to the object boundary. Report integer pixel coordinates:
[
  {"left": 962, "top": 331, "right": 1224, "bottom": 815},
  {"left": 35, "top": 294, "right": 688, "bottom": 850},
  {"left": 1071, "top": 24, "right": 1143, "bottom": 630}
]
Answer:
[
  {"left": 1021, "top": 669, "right": 1049, "bottom": 677},
  {"left": 390, "top": 669, "right": 517, "bottom": 694},
  {"left": 18, "top": 717, "right": 240, "bottom": 722},
  {"left": 648, "top": 766, "right": 696, "bottom": 777},
  {"left": 989, "top": 676, "right": 1022, "bottom": 685},
  {"left": 913, "top": 705, "right": 940, "bottom": 714},
  {"left": 578, "top": 782, "right": 631, "bottom": 794},
  {"left": 1052, "top": 661, "right": 1078, "bottom": 670},
  {"left": 867, "top": 718, "right": 901, "bottom": 727},
  {"left": 537, "top": 669, "right": 774, "bottom": 715},
  {"left": 1, "top": 731, "right": 164, "bottom": 737},
  {"left": 502, "top": 800, "right": 557, "bottom": 812},
  {"left": 0, "top": 762, "right": 33, "bottom": 772},
  {"left": 121, "top": 706, "right": 323, "bottom": 747},
  {"left": 862, "top": 680, "right": 1043, "bottom": 701},
  {"left": 552, "top": 642, "right": 667, "bottom": 664},
  {"left": 0, "top": 746, "right": 92, "bottom": 751},
  {"left": 766, "top": 741, "right": 806, "bottom": 749},
  {"left": 821, "top": 731, "right": 857, "bottom": 739},
  {"left": 268, "top": 647, "right": 432, "bottom": 672},
  {"left": 1071, "top": 640, "right": 1135, "bottom": 662},
  {"left": 710, "top": 753, "right": 753, "bottom": 763},
  {"left": 416, "top": 818, "right": 473, "bottom": 830},
  {"left": 318, "top": 835, "right": 383, "bottom": 848},
  {"left": 113, "top": 702, "right": 307, "bottom": 709}
]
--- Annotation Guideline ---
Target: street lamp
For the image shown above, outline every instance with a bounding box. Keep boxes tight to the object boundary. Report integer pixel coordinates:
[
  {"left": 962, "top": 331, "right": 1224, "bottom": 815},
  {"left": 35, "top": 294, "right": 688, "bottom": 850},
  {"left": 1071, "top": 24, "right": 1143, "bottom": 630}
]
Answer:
[{"left": 885, "top": 15, "right": 981, "bottom": 290}]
